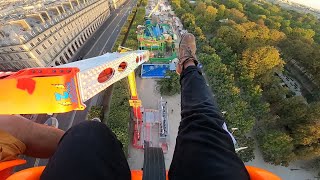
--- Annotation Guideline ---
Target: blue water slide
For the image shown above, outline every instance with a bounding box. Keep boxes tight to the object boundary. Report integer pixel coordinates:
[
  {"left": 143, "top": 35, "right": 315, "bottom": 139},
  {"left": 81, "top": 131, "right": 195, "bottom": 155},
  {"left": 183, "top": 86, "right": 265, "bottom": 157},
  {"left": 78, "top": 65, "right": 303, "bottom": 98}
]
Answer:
[
  {"left": 152, "top": 26, "right": 157, "bottom": 37},
  {"left": 155, "top": 25, "right": 161, "bottom": 37},
  {"left": 146, "top": 26, "right": 154, "bottom": 37}
]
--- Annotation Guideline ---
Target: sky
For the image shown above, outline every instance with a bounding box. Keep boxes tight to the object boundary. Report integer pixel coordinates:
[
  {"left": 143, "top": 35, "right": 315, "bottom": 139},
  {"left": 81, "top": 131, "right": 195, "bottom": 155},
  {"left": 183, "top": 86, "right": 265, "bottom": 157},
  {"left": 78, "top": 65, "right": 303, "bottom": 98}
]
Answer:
[{"left": 290, "top": 0, "right": 320, "bottom": 10}]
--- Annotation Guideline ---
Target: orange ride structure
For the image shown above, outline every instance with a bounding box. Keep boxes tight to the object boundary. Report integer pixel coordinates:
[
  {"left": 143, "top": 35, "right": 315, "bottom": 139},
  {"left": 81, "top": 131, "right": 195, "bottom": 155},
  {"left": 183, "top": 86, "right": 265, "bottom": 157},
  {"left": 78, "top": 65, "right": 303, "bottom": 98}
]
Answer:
[{"left": 0, "top": 50, "right": 280, "bottom": 179}]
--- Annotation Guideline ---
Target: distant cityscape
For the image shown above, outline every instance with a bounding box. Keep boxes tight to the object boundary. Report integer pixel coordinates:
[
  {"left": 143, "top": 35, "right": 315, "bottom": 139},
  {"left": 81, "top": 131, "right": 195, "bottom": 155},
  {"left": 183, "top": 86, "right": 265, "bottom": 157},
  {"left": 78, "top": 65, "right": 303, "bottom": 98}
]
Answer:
[
  {"left": 267, "top": 0, "right": 320, "bottom": 18},
  {"left": 289, "top": 0, "right": 320, "bottom": 10}
]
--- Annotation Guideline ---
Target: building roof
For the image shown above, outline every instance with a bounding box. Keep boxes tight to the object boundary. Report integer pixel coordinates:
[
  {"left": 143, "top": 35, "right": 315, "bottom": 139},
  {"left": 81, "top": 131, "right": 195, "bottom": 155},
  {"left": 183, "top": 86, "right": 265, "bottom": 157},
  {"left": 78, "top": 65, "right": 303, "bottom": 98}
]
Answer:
[{"left": 0, "top": 0, "right": 95, "bottom": 47}]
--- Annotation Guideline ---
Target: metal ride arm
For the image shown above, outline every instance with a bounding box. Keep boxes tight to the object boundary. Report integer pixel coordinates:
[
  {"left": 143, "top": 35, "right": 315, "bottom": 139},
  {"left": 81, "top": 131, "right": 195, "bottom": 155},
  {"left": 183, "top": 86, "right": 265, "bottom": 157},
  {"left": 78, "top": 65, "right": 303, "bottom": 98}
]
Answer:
[{"left": 0, "top": 50, "right": 149, "bottom": 114}]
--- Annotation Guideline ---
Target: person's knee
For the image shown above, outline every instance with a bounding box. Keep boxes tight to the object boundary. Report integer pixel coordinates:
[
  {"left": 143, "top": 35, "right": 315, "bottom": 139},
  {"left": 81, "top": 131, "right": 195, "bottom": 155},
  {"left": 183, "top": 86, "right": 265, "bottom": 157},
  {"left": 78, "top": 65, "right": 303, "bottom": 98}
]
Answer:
[
  {"left": 70, "top": 120, "right": 107, "bottom": 133},
  {"left": 60, "top": 121, "right": 117, "bottom": 145},
  {"left": 42, "top": 121, "right": 127, "bottom": 180}
]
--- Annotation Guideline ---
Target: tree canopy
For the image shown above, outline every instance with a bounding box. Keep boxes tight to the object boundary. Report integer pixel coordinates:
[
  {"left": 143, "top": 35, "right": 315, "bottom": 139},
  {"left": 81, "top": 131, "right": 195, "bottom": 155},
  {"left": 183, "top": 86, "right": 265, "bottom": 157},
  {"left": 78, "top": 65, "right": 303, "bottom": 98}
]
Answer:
[
  {"left": 259, "top": 130, "right": 295, "bottom": 166},
  {"left": 157, "top": 71, "right": 180, "bottom": 96},
  {"left": 240, "top": 46, "right": 284, "bottom": 78},
  {"left": 169, "top": 0, "right": 320, "bottom": 166}
]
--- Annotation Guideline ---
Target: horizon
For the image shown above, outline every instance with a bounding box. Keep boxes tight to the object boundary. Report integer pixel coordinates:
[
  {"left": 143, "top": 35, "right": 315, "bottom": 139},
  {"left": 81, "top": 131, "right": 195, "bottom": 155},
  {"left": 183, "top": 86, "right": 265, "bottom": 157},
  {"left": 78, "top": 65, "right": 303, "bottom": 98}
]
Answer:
[{"left": 290, "top": 0, "right": 320, "bottom": 10}]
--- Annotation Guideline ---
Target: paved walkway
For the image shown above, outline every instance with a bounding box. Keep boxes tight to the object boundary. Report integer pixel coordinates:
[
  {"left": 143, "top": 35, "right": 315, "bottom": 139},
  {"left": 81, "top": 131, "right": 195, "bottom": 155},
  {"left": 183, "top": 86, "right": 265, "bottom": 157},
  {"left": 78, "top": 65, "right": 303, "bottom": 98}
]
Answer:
[{"left": 127, "top": 77, "right": 181, "bottom": 170}]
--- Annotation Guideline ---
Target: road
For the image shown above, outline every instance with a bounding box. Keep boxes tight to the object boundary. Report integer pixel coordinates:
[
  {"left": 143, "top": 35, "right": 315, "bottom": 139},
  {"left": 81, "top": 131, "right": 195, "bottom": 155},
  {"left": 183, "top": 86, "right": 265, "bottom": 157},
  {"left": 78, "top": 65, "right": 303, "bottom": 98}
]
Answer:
[
  {"left": 56, "top": 0, "right": 137, "bottom": 131},
  {"left": 17, "top": 0, "right": 137, "bottom": 169}
]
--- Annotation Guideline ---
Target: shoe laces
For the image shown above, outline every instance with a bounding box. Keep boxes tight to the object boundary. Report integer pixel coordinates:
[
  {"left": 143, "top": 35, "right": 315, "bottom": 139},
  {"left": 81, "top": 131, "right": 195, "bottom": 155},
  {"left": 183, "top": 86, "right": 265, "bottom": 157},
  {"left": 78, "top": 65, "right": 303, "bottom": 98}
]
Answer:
[{"left": 179, "top": 47, "right": 196, "bottom": 65}]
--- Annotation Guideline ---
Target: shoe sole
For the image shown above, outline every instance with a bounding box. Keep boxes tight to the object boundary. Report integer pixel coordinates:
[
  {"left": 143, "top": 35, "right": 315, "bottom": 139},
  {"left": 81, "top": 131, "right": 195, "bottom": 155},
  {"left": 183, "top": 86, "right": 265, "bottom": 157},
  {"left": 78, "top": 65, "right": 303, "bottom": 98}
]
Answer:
[
  {"left": 91, "top": 118, "right": 102, "bottom": 122},
  {"left": 44, "top": 117, "right": 59, "bottom": 128}
]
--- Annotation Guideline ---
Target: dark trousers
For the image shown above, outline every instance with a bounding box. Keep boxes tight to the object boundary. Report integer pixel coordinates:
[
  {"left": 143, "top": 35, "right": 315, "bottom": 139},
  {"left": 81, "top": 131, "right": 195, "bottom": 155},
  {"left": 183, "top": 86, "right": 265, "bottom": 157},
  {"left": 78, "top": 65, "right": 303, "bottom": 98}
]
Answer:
[{"left": 41, "top": 66, "right": 249, "bottom": 180}]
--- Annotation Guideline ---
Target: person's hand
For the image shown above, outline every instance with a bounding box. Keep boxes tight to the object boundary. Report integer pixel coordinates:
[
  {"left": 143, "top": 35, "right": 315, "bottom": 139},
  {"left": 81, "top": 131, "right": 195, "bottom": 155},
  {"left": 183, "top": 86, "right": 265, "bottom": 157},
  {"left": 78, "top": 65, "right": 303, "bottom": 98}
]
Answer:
[{"left": 0, "top": 115, "right": 64, "bottom": 158}]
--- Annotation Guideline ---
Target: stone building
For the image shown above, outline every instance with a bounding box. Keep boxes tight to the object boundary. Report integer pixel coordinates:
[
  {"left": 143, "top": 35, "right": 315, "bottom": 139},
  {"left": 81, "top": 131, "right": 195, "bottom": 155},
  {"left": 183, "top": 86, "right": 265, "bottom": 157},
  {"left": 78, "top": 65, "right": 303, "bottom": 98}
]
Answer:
[{"left": 0, "top": 0, "right": 112, "bottom": 71}]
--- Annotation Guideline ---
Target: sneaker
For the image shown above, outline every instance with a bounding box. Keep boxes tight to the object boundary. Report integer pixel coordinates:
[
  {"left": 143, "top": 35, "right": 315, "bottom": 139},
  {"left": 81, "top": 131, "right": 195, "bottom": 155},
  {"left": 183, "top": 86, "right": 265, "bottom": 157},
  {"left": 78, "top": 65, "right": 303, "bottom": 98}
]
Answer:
[
  {"left": 176, "top": 33, "right": 198, "bottom": 74},
  {"left": 91, "top": 118, "right": 102, "bottom": 122},
  {"left": 44, "top": 117, "right": 59, "bottom": 128}
]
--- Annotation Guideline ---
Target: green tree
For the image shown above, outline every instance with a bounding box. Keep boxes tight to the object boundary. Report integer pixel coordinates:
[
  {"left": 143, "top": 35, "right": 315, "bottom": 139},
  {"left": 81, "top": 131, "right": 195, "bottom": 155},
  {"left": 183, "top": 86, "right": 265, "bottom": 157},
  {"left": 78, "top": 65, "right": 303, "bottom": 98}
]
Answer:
[
  {"left": 281, "top": 20, "right": 291, "bottom": 29},
  {"left": 245, "top": 3, "right": 270, "bottom": 16},
  {"left": 158, "top": 71, "right": 180, "bottom": 96},
  {"left": 307, "top": 102, "right": 320, "bottom": 121},
  {"left": 181, "top": 0, "right": 192, "bottom": 13},
  {"left": 264, "top": 18, "right": 281, "bottom": 30},
  {"left": 181, "top": 13, "right": 196, "bottom": 28},
  {"left": 279, "top": 39, "right": 314, "bottom": 66},
  {"left": 263, "top": 85, "right": 288, "bottom": 104},
  {"left": 216, "top": 26, "right": 242, "bottom": 51},
  {"left": 255, "top": 69, "right": 282, "bottom": 88},
  {"left": 198, "top": 53, "right": 255, "bottom": 134},
  {"left": 217, "top": 4, "right": 226, "bottom": 19},
  {"left": 175, "top": 7, "right": 186, "bottom": 17},
  {"left": 240, "top": 46, "right": 284, "bottom": 78},
  {"left": 289, "top": 27, "right": 315, "bottom": 42},
  {"left": 259, "top": 130, "right": 296, "bottom": 166},
  {"left": 224, "top": 0, "right": 243, "bottom": 11},
  {"left": 236, "top": 135, "right": 255, "bottom": 162},
  {"left": 226, "top": 8, "right": 247, "bottom": 23},
  {"left": 295, "top": 144, "right": 320, "bottom": 160},
  {"left": 292, "top": 123, "right": 320, "bottom": 146},
  {"left": 204, "top": 6, "right": 218, "bottom": 22},
  {"left": 256, "top": 18, "right": 265, "bottom": 26},
  {"left": 276, "top": 96, "right": 308, "bottom": 127},
  {"left": 194, "top": 26, "right": 204, "bottom": 37},
  {"left": 87, "top": 106, "right": 103, "bottom": 120},
  {"left": 195, "top": 2, "right": 206, "bottom": 15},
  {"left": 125, "top": 39, "right": 138, "bottom": 49},
  {"left": 200, "top": 44, "right": 216, "bottom": 54},
  {"left": 232, "top": 22, "right": 285, "bottom": 48},
  {"left": 204, "top": 0, "right": 213, "bottom": 6},
  {"left": 264, "top": 3, "right": 280, "bottom": 14},
  {"left": 209, "top": 38, "right": 237, "bottom": 67}
]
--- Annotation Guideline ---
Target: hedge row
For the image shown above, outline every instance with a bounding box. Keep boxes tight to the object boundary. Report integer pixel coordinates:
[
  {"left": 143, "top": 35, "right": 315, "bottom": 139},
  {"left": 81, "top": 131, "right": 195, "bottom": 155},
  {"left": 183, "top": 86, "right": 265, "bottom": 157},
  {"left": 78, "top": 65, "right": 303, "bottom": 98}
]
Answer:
[
  {"left": 124, "top": 6, "right": 146, "bottom": 49},
  {"left": 112, "top": 0, "right": 147, "bottom": 51},
  {"left": 87, "top": 106, "right": 103, "bottom": 120},
  {"left": 112, "top": 8, "right": 137, "bottom": 51},
  {"left": 106, "top": 79, "right": 130, "bottom": 155}
]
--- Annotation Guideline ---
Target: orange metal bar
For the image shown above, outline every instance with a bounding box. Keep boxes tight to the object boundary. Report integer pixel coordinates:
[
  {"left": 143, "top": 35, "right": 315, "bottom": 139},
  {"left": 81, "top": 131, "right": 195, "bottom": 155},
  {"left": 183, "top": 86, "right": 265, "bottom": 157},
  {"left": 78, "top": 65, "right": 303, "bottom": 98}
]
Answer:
[
  {"left": 246, "top": 166, "right": 281, "bottom": 180},
  {"left": 4, "top": 163, "right": 280, "bottom": 179},
  {"left": 0, "top": 159, "right": 26, "bottom": 179},
  {"left": 0, "top": 51, "right": 149, "bottom": 114},
  {"left": 0, "top": 67, "right": 85, "bottom": 114},
  {"left": 6, "top": 166, "right": 45, "bottom": 180},
  {"left": 127, "top": 70, "right": 143, "bottom": 148},
  {"left": 128, "top": 71, "right": 138, "bottom": 99}
]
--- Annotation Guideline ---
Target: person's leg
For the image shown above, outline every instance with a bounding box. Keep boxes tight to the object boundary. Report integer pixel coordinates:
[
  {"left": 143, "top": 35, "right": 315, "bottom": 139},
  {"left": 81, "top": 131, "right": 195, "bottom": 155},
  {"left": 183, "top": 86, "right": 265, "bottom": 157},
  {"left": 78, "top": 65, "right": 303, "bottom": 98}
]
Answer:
[
  {"left": 41, "top": 121, "right": 130, "bottom": 180},
  {"left": 169, "top": 34, "right": 249, "bottom": 179}
]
